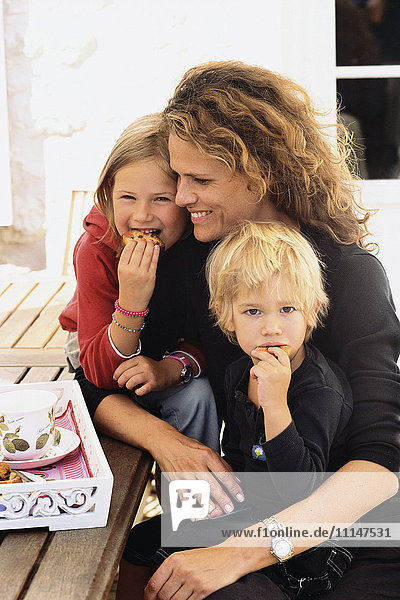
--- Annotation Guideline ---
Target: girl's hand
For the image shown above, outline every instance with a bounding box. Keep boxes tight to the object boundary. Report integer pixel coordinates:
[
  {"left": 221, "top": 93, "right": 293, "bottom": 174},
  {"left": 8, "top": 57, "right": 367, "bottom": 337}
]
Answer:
[
  {"left": 117, "top": 239, "right": 160, "bottom": 310},
  {"left": 250, "top": 346, "right": 291, "bottom": 408},
  {"left": 113, "top": 355, "right": 181, "bottom": 394},
  {"left": 144, "top": 546, "right": 248, "bottom": 600}
]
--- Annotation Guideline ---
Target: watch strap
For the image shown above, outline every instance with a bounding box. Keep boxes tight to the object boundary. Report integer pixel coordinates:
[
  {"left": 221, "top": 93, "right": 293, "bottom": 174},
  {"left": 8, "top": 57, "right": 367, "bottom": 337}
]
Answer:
[
  {"left": 164, "top": 354, "right": 192, "bottom": 385},
  {"left": 262, "top": 515, "right": 294, "bottom": 562}
]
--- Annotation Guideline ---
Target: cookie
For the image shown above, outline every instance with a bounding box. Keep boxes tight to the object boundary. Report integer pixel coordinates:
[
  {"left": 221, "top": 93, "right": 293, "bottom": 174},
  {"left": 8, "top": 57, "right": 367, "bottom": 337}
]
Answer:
[
  {"left": 122, "top": 230, "right": 165, "bottom": 252},
  {"left": 255, "top": 345, "right": 292, "bottom": 355}
]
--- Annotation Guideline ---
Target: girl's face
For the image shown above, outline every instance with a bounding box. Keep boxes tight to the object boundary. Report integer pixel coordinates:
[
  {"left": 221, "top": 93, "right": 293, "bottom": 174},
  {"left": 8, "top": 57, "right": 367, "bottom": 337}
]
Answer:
[
  {"left": 112, "top": 160, "right": 188, "bottom": 251},
  {"left": 168, "top": 134, "right": 285, "bottom": 242},
  {"left": 226, "top": 283, "right": 309, "bottom": 372}
]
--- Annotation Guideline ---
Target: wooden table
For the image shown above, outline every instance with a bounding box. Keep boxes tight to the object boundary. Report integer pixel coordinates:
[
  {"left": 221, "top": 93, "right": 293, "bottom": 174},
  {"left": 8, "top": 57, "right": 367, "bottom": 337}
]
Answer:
[{"left": 0, "top": 275, "right": 153, "bottom": 599}]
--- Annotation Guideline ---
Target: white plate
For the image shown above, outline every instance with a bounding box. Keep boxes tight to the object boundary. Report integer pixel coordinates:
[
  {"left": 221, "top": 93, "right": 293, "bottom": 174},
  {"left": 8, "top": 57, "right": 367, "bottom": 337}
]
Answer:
[{"left": 3, "top": 428, "right": 81, "bottom": 469}]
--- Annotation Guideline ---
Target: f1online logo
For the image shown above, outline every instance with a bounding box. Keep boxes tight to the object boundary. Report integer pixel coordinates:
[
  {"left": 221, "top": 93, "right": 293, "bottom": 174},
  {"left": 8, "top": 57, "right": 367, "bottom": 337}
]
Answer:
[{"left": 169, "top": 480, "right": 210, "bottom": 531}]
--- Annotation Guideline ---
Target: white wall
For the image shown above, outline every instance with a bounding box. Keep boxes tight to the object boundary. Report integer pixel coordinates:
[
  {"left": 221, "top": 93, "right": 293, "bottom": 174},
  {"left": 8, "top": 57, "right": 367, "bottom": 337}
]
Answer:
[
  {"left": 2, "top": 0, "right": 287, "bottom": 271},
  {"left": 2, "top": 0, "right": 399, "bottom": 312}
]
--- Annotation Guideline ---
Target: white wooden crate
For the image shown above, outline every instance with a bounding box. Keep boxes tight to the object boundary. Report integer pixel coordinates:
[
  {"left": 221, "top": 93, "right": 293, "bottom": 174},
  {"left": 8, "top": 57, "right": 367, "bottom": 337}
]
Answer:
[{"left": 0, "top": 380, "right": 113, "bottom": 531}]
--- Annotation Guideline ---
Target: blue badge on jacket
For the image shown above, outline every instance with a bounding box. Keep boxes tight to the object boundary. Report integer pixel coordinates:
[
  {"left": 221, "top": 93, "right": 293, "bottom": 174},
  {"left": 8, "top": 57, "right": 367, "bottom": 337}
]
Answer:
[{"left": 252, "top": 444, "right": 266, "bottom": 461}]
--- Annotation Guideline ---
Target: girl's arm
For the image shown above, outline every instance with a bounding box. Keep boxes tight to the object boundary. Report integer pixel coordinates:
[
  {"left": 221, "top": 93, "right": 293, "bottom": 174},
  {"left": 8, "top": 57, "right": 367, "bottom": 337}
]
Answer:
[
  {"left": 73, "top": 234, "right": 166, "bottom": 390},
  {"left": 73, "top": 233, "right": 136, "bottom": 389}
]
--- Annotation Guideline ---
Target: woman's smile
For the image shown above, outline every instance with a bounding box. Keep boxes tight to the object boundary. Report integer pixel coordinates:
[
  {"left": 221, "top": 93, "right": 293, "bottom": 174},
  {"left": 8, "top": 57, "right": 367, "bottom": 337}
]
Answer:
[{"left": 168, "top": 134, "right": 281, "bottom": 241}]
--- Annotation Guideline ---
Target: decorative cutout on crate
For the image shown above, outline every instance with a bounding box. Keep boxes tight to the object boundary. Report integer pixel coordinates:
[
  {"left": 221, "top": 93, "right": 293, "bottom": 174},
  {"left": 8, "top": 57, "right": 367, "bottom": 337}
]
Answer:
[{"left": 0, "top": 487, "right": 97, "bottom": 519}]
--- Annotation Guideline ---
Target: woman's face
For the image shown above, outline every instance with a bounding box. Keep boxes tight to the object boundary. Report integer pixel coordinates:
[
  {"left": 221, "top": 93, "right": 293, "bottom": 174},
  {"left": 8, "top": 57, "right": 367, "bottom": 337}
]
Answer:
[{"left": 168, "top": 134, "right": 281, "bottom": 242}]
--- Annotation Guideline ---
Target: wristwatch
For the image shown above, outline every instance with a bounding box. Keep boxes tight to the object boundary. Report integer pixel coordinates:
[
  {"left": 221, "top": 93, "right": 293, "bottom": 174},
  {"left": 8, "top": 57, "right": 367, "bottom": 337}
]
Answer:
[
  {"left": 165, "top": 354, "right": 193, "bottom": 385},
  {"left": 262, "top": 515, "right": 294, "bottom": 562}
]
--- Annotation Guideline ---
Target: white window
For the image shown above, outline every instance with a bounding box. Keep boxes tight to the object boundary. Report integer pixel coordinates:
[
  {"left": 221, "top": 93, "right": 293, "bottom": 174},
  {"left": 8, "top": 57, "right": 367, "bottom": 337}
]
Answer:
[{"left": 281, "top": 0, "right": 400, "bottom": 308}]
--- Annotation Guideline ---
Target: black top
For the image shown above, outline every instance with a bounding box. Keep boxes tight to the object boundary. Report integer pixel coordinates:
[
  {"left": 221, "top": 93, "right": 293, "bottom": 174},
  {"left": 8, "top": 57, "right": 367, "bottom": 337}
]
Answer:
[
  {"left": 221, "top": 343, "right": 352, "bottom": 512},
  {"left": 140, "top": 226, "right": 400, "bottom": 473},
  {"left": 222, "top": 343, "right": 353, "bottom": 476}
]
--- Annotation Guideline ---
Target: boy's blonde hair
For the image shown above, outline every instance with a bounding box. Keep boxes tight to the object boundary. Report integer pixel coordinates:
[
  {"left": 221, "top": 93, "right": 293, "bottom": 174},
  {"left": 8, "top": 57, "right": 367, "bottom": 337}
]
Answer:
[
  {"left": 95, "top": 113, "right": 175, "bottom": 244},
  {"left": 206, "top": 221, "right": 329, "bottom": 343}
]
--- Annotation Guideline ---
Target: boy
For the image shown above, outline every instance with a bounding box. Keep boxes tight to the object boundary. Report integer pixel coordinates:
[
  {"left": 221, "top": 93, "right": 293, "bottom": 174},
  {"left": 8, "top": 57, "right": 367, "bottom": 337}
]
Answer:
[
  {"left": 207, "top": 220, "right": 352, "bottom": 479},
  {"left": 203, "top": 220, "right": 354, "bottom": 596}
]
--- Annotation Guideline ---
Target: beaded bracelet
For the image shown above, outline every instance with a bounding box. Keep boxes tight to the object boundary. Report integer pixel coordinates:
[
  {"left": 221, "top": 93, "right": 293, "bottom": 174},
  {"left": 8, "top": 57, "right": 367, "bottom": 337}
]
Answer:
[
  {"left": 111, "top": 312, "right": 145, "bottom": 333},
  {"left": 114, "top": 299, "right": 149, "bottom": 318}
]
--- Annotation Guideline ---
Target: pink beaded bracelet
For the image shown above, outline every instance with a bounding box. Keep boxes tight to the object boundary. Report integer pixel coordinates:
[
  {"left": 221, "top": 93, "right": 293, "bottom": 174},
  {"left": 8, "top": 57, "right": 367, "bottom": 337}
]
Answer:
[{"left": 114, "top": 299, "right": 149, "bottom": 318}]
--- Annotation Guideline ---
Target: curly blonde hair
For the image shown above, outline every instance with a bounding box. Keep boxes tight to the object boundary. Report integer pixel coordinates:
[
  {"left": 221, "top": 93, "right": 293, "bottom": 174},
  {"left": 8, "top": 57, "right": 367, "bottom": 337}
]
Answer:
[
  {"left": 162, "top": 60, "right": 373, "bottom": 247},
  {"left": 206, "top": 221, "right": 329, "bottom": 344}
]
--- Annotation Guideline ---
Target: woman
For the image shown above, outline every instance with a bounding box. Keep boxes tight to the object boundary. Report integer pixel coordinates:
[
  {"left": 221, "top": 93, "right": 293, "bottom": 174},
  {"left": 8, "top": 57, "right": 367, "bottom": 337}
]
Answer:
[{"left": 91, "top": 61, "right": 400, "bottom": 599}]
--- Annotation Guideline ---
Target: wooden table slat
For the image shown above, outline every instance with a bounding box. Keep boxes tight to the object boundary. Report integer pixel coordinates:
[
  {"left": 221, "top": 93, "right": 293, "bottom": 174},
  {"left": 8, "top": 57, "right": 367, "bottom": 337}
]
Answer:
[
  {"left": 16, "top": 280, "right": 76, "bottom": 349},
  {"left": 0, "top": 530, "right": 50, "bottom": 600},
  {"left": 22, "top": 443, "right": 152, "bottom": 600},
  {"left": 0, "top": 281, "right": 12, "bottom": 296},
  {"left": 0, "top": 280, "right": 64, "bottom": 348}
]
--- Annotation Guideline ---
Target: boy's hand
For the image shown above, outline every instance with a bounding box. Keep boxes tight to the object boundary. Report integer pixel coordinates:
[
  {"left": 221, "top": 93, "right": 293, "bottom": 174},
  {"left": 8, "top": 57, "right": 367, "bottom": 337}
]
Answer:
[
  {"left": 250, "top": 347, "right": 291, "bottom": 407},
  {"left": 117, "top": 239, "right": 160, "bottom": 310},
  {"left": 113, "top": 355, "right": 181, "bottom": 395},
  {"left": 250, "top": 347, "right": 292, "bottom": 441}
]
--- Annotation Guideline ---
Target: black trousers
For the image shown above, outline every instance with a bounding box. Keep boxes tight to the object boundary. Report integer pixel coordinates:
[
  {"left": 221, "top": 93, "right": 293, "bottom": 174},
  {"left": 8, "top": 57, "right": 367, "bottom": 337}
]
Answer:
[
  {"left": 125, "top": 515, "right": 400, "bottom": 599},
  {"left": 206, "top": 547, "right": 400, "bottom": 600}
]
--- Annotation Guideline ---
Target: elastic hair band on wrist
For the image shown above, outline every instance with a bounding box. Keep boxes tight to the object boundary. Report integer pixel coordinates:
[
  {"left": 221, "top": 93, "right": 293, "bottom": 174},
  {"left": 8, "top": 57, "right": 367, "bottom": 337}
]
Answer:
[
  {"left": 114, "top": 299, "right": 149, "bottom": 318},
  {"left": 112, "top": 312, "right": 145, "bottom": 333}
]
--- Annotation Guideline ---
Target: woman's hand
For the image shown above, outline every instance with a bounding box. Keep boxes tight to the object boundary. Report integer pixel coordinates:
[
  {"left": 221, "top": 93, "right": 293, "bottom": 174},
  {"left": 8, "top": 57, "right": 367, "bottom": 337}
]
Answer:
[
  {"left": 144, "top": 546, "right": 248, "bottom": 600},
  {"left": 153, "top": 432, "right": 245, "bottom": 516},
  {"left": 117, "top": 239, "right": 160, "bottom": 311}
]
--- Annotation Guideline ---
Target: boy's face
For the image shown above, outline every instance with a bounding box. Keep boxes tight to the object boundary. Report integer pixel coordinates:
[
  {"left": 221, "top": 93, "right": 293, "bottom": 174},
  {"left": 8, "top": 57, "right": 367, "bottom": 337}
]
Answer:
[{"left": 226, "top": 283, "right": 310, "bottom": 369}]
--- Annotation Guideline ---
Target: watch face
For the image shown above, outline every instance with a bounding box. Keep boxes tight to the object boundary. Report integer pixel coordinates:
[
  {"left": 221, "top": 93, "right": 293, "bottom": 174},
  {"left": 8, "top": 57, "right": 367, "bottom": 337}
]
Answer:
[
  {"left": 181, "top": 364, "right": 193, "bottom": 384},
  {"left": 273, "top": 538, "right": 292, "bottom": 560}
]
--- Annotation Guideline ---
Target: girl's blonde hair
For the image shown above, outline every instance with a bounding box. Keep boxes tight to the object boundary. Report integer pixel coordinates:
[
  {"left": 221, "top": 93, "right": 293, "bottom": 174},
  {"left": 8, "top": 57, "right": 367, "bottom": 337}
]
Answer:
[
  {"left": 95, "top": 113, "right": 175, "bottom": 244},
  {"left": 162, "top": 60, "right": 373, "bottom": 248},
  {"left": 206, "top": 221, "right": 329, "bottom": 343}
]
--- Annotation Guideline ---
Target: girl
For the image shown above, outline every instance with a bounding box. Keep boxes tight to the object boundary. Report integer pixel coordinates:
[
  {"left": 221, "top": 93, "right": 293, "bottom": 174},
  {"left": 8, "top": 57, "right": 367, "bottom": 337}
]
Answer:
[{"left": 59, "top": 113, "right": 219, "bottom": 450}]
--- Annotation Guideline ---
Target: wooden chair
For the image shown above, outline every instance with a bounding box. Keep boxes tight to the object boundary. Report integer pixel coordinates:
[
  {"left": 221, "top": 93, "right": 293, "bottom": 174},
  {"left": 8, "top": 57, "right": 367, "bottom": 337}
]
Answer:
[{"left": 62, "top": 190, "right": 94, "bottom": 276}]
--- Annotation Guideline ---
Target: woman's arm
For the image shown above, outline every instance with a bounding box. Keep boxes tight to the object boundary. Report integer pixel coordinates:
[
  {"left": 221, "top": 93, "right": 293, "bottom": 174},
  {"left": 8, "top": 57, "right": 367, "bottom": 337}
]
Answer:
[
  {"left": 144, "top": 461, "right": 398, "bottom": 600},
  {"left": 93, "top": 393, "right": 244, "bottom": 512},
  {"left": 314, "top": 246, "right": 400, "bottom": 473}
]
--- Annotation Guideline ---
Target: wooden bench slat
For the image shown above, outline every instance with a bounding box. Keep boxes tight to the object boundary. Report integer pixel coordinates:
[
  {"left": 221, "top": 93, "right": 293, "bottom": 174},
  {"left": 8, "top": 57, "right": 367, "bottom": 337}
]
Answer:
[
  {"left": 16, "top": 280, "right": 76, "bottom": 349},
  {"left": 21, "top": 366, "right": 62, "bottom": 383},
  {"left": 0, "top": 349, "right": 67, "bottom": 368},
  {"left": 57, "top": 367, "right": 75, "bottom": 381},
  {"left": 0, "top": 280, "right": 38, "bottom": 327},
  {"left": 45, "top": 325, "right": 68, "bottom": 349},
  {"left": 0, "top": 280, "right": 64, "bottom": 348},
  {"left": 0, "top": 366, "right": 27, "bottom": 384},
  {"left": 0, "top": 530, "right": 50, "bottom": 600}
]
